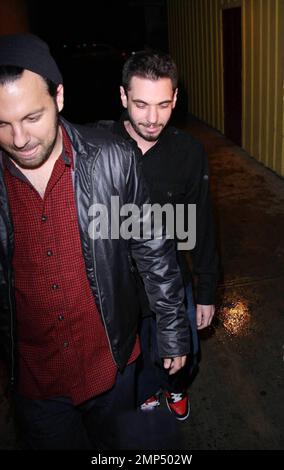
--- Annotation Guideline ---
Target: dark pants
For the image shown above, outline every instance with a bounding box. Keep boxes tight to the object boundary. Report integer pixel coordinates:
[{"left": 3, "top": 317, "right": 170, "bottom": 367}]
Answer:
[
  {"left": 136, "top": 284, "right": 198, "bottom": 405},
  {"left": 14, "top": 362, "right": 136, "bottom": 450}
]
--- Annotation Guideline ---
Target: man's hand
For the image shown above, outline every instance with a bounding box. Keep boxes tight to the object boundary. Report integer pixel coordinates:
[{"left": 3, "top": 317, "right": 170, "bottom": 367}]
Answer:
[
  {"left": 163, "top": 356, "right": 187, "bottom": 375},
  {"left": 196, "top": 304, "right": 215, "bottom": 329}
]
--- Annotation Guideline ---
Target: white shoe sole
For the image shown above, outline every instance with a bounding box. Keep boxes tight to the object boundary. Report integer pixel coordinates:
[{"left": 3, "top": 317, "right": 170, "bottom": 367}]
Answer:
[{"left": 166, "top": 400, "right": 190, "bottom": 421}]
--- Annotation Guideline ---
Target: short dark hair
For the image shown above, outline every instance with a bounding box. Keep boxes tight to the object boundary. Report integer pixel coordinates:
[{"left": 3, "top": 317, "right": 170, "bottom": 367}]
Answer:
[
  {"left": 0, "top": 65, "right": 58, "bottom": 98},
  {"left": 122, "top": 50, "right": 178, "bottom": 92}
]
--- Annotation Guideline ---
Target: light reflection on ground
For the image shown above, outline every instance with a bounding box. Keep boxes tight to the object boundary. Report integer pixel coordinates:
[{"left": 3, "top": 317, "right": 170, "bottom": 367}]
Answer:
[{"left": 219, "top": 299, "right": 251, "bottom": 336}]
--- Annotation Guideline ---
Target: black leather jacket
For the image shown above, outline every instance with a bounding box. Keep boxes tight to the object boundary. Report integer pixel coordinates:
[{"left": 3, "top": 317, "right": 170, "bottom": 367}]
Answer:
[{"left": 0, "top": 118, "right": 190, "bottom": 386}]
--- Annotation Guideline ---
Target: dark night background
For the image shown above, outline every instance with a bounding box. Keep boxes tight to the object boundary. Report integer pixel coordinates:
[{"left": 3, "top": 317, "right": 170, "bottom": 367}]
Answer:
[{"left": 24, "top": 0, "right": 169, "bottom": 123}]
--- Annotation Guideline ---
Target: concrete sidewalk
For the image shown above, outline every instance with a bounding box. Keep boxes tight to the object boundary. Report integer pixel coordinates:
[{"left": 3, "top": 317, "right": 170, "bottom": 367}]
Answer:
[{"left": 177, "top": 117, "right": 284, "bottom": 450}]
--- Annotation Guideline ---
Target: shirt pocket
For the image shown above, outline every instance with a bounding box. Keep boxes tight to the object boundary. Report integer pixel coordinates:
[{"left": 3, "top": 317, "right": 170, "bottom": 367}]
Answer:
[{"left": 150, "top": 181, "right": 188, "bottom": 205}]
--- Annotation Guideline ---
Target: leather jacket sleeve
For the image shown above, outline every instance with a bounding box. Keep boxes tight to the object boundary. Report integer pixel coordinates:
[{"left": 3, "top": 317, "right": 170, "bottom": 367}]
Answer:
[{"left": 128, "top": 154, "right": 191, "bottom": 358}]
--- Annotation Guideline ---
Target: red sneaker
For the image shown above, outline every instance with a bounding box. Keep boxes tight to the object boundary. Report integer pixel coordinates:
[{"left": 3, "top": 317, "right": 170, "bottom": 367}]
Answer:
[
  {"left": 165, "top": 391, "right": 190, "bottom": 421},
  {"left": 140, "top": 394, "right": 160, "bottom": 411}
]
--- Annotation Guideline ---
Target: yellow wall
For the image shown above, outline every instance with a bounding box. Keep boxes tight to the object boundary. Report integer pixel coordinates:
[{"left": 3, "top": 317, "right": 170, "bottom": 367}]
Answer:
[{"left": 167, "top": 0, "right": 284, "bottom": 177}]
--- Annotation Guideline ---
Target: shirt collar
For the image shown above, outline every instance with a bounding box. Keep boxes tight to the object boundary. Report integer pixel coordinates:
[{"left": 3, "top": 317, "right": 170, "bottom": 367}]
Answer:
[
  {"left": 117, "top": 112, "right": 136, "bottom": 143},
  {"left": 60, "top": 123, "right": 74, "bottom": 169}
]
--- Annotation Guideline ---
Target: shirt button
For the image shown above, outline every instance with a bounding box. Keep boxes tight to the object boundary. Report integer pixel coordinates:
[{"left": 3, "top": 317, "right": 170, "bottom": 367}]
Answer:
[
  {"left": 52, "top": 283, "right": 59, "bottom": 290},
  {"left": 63, "top": 341, "right": 69, "bottom": 348},
  {"left": 41, "top": 215, "right": 47, "bottom": 222},
  {"left": 58, "top": 315, "right": 64, "bottom": 321},
  {"left": 47, "top": 250, "right": 53, "bottom": 257}
]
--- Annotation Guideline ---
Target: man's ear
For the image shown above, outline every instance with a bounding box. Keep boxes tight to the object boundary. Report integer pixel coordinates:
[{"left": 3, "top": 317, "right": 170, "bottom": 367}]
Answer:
[
  {"left": 172, "top": 88, "right": 178, "bottom": 109},
  {"left": 120, "top": 86, "right": 128, "bottom": 109},
  {"left": 56, "top": 84, "right": 64, "bottom": 112}
]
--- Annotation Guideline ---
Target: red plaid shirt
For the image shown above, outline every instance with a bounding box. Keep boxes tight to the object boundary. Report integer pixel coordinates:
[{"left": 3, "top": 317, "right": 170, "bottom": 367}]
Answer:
[{"left": 4, "top": 125, "right": 139, "bottom": 405}]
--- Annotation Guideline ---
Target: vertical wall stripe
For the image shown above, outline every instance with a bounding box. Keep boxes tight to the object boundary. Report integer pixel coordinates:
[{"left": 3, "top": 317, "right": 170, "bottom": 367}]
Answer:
[
  {"left": 180, "top": 1, "right": 183, "bottom": 92},
  {"left": 194, "top": 0, "right": 199, "bottom": 116},
  {"left": 219, "top": 3, "right": 224, "bottom": 132},
  {"left": 282, "top": 80, "right": 284, "bottom": 175},
  {"left": 188, "top": 0, "right": 194, "bottom": 114},
  {"left": 191, "top": 0, "right": 197, "bottom": 115},
  {"left": 209, "top": 0, "right": 215, "bottom": 126},
  {"left": 245, "top": 0, "right": 252, "bottom": 153},
  {"left": 182, "top": 0, "right": 187, "bottom": 108},
  {"left": 199, "top": 0, "right": 204, "bottom": 119},
  {"left": 204, "top": 0, "right": 209, "bottom": 122},
  {"left": 185, "top": 0, "right": 190, "bottom": 103},
  {"left": 211, "top": 0, "right": 215, "bottom": 126},
  {"left": 242, "top": 1, "right": 247, "bottom": 148},
  {"left": 195, "top": 1, "right": 201, "bottom": 117},
  {"left": 213, "top": 1, "right": 217, "bottom": 127},
  {"left": 277, "top": 0, "right": 284, "bottom": 176},
  {"left": 261, "top": 0, "right": 268, "bottom": 165},
  {"left": 250, "top": 0, "right": 254, "bottom": 155},
  {"left": 204, "top": 0, "right": 209, "bottom": 121},
  {"left": 273, "top": 0, "right": 279, "bottom": 170},
  {"left": 252, "top": 0, "right": 260, "bottom": 159},
  {"left": 188, "top": 0, "right": 195, "bottom": 114},
  {"left": 258, "top": 0, "right": 263, "bottom": 162},
  {"left": 265, "top": 3, "right": 271, "bottom": 167},
  {"left": 215, "top": 1, "right": 221, "bottom": 130},
  {"left": 268, "top": 2, "right": 276, "bottom": 170}
]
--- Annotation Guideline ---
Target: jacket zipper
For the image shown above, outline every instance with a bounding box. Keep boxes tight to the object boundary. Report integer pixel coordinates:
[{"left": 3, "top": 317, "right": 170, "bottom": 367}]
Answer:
[
  {"left": 1, "top": 204, "right": 15, "bottom": 388},
  {"left": 8, "top": 271, "right": 15, "bottom": 387},
  {"left": 89, "top": 158, "right": 117, "bottom": 367}
]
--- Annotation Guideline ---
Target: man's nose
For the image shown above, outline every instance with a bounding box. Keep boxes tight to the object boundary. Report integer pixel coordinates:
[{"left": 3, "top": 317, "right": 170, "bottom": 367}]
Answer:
[
  {"left": 147, "top": 106, "right": 158, "bottom": 124},
  {"left": 12, "top": 125, "right": 30, "bottom": 149}
]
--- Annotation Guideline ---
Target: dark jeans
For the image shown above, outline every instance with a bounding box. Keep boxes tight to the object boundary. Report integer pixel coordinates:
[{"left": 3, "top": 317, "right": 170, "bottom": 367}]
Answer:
[
  {"left": 14, "top": 362, "right": 136, "bottom": 450},
  {"left": 136, "top": 283, "right": 198, "bottom": 404}
]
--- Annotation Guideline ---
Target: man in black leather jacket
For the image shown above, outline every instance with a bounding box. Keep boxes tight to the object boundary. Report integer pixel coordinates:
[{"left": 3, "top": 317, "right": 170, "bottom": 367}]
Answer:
[{"left": 0, "top": 34, "right": 189, "bottom": 449}]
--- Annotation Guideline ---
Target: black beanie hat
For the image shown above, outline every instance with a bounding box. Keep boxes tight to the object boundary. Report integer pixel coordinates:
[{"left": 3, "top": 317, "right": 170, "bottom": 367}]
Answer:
[{"left": 0, "top": 33, "right": 63, "bottom": 86}]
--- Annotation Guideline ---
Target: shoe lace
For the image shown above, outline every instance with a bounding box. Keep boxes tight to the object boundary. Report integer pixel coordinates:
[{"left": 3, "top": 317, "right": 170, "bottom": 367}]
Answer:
[
  {"left": 141, "top": 395, "right": 159, "bottom": 408},
  {"left": 170, "top": 393, "right": 184, "bottom": 403}
]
